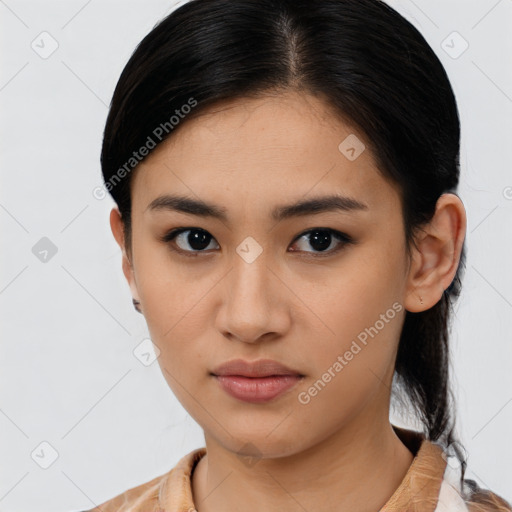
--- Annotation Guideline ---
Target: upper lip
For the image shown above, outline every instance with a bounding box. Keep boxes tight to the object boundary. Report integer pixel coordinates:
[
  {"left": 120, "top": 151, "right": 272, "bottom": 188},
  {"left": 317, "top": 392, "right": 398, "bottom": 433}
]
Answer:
[{"left": 211, "top": 358, "right": 303, "bottom": 378}]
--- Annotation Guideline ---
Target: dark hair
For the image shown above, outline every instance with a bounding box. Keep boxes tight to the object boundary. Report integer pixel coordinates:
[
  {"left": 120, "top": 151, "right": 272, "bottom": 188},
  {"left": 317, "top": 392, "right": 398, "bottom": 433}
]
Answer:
[{"left": 101, "top": 0, "right": 470, "bottom": 492}]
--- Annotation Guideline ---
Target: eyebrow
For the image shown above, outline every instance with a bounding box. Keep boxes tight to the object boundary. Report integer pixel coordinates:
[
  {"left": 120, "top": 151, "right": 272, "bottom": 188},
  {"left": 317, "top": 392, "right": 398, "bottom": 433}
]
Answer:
[{"left": 145, "top": 193, "right": 368, "bottom": 222}]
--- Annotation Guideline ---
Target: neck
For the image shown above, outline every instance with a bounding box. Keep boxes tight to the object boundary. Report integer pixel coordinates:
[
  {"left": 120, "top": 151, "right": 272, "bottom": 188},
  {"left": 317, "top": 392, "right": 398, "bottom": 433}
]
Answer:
[{"left": 191, "top": 417, "right": 414, "bottom": 512}]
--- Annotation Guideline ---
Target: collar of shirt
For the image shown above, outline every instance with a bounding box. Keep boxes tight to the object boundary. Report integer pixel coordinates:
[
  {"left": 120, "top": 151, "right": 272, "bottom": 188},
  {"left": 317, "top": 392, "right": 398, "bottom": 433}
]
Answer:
[
  {"left": 158, "top": 425, "right": 448, "bottom": 512},
  {"left": 87, "top": 424, "right": 511, "bottom": 512}
]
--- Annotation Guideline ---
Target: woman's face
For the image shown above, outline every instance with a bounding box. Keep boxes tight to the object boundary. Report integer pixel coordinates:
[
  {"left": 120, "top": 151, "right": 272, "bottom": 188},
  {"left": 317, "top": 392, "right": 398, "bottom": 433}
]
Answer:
[{"left": 118, "top": 91, "right": 412, "bottom": 458}]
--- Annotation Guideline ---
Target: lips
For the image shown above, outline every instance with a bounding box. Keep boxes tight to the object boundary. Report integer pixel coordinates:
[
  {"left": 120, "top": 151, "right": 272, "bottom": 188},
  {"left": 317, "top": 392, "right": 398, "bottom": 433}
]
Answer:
[
  {"left": 211, "top": 358, "right": 303, "bottom": 378},
  {"left": 211, "top": 358, "right": 304, "bottom": 403}
]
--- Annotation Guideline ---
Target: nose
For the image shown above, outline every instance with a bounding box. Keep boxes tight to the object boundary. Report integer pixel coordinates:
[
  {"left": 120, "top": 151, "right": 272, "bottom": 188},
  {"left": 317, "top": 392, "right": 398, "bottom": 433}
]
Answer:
[{"left": 215, "top": 251, "right": 291, "bottom": 344}]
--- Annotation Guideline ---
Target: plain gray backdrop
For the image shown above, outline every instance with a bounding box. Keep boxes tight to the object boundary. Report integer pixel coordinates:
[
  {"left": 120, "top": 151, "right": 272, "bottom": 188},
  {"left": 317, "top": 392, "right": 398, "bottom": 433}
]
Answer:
[{"left": 1, "top": 0, "right": 511, "bottom": 510}]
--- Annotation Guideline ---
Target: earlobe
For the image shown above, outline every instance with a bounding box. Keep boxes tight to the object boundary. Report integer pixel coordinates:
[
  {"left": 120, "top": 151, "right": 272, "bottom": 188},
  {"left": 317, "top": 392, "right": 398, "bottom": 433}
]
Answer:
[{"left": 404, "top": 193, "right": 466, "bottom": 313}]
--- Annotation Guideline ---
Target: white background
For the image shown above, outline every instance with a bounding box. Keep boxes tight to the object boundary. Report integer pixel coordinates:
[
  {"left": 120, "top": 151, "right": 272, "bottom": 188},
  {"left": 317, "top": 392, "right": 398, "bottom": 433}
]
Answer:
[{"left": 0, "top": 0, "right": 511, "bottom": 510}]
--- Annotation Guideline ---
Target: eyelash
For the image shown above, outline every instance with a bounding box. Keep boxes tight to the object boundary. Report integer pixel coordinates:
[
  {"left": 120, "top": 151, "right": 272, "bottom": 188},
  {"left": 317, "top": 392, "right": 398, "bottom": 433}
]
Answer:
[{"left": 159, "top": 227, "right": 354, "bottom": 258}]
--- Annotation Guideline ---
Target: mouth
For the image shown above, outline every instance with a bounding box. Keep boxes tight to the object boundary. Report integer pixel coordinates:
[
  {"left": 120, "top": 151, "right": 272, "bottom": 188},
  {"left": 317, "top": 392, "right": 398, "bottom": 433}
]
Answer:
[
  {"left": 212, "top": 374, "right": 304, "bottom": 403},
  {"left": 210, "top": 358, "right": 305, "bottom": 403}
]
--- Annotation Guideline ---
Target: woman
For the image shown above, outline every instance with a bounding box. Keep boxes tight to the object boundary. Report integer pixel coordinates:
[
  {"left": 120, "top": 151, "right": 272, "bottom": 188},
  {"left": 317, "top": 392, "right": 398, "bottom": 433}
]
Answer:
[{"left": 86, "top": 0, "right": 511, "bottom": 510}]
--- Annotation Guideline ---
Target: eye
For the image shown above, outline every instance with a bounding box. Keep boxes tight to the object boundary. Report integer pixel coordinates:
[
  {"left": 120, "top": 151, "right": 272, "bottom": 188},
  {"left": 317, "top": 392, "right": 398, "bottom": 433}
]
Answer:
[
  {"left": 160, "top": 228, "right": 219, "bottom": 256},
  {"left": 160, "top": 227, "right": 353, "bottom": 257},
  {"left": 289, "top": 228, "right": 352, "bottom": 256}
]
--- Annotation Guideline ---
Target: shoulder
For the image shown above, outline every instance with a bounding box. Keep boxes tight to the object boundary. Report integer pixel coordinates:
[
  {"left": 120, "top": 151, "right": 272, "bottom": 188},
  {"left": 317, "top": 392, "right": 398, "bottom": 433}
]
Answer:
[
  {"left": 79, "top": 447, "right": 207, "bottom": 512},
  {"left": 463, "top": 479, "right": 512, "bottom": 512},
  {"left": 433, "top": 449, "right": 511, "bottom": 512},
  {"left": 82, "top": 471, "right": 168, "bottom": 512}
]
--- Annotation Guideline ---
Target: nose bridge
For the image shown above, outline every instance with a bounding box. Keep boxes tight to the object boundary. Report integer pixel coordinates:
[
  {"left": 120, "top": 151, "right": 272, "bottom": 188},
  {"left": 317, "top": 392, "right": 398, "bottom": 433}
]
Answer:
[
  {"left": 230, "top": 245, "right": 272, "bottom": 312},
  {"left": 217, "top": 242, "right": 285, "bottom": 342}
]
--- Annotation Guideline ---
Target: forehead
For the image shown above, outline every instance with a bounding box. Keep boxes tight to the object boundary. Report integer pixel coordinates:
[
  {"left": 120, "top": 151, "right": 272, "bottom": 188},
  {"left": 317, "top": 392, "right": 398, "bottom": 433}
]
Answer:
[{"left": 130, "top": 91, "right": 401, "bottom": 218}]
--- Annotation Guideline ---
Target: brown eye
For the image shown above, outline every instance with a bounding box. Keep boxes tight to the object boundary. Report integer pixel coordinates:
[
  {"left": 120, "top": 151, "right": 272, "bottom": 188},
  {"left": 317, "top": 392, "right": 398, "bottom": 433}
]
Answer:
[
  {"left": 160, "top": 227, "right": 352, "bottom": 258},
  {"left": 289, "top": 229, "right": 352, "bottom": 255},
  {"left": 162, "top": 228, "right": 219, "bottom": 254}
]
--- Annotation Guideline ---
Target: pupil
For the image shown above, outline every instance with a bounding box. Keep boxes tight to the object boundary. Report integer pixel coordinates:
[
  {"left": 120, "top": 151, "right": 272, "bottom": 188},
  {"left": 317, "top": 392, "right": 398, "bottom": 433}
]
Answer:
[
  {"left": 310, "top": 230, "right": 331, "bottom": 251},
  {"left": 189, "top": 230, "right": 210, "bottom": 250}
]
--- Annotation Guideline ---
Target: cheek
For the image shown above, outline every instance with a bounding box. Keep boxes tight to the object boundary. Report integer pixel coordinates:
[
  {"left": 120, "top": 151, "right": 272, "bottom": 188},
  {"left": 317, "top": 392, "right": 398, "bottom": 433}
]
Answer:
[
  {"left": 132, "top": 243, "right": 201, "bottom": 369},
  {"left": 291, "top": 242, "right": 406, "bottom": 395},
  {"left": 134, "top": 235, "right": 191, "bottom": 327},
  {"left": 300, "top": 243, "right": 404, "bottom": 340},
  {"left": 294, "top": 297, "right": 404, "bottom": 431}
]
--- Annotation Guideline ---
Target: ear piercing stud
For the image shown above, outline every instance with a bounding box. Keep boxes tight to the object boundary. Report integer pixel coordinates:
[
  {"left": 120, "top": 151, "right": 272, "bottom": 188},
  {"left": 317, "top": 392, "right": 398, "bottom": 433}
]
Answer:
[{"left": 132, "top": 298, "right": 142, "bottom": 313}]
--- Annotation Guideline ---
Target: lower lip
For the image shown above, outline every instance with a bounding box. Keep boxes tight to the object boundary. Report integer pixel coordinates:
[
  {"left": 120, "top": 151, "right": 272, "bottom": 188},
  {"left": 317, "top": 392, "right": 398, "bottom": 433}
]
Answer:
[{"left": 214, "top": 375, "right": 302, "bottom": 403}]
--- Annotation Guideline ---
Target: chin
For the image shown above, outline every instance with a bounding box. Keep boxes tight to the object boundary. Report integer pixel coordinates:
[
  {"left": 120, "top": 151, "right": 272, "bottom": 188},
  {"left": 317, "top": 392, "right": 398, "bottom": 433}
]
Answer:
[{"left": 211, "top": 425, "right": 305, "bottom": 460}]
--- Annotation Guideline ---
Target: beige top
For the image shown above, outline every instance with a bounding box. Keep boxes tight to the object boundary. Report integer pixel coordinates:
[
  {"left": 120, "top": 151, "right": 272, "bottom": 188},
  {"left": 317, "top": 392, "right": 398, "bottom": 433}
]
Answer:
[{"left": 83, "top": 425, "right": 511, "bottom": 512}]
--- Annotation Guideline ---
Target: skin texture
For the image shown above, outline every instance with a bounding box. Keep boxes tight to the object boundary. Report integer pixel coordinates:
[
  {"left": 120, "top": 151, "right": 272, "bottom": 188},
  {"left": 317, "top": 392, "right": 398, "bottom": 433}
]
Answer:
[{"left": 110, "top": 90, "right": 466, "bottom": 512}]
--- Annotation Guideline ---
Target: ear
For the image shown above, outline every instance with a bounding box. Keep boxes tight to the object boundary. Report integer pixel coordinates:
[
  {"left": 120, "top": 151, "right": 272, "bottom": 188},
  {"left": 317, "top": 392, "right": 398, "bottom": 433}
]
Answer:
[
  {"left": 110, "top": 207, "right": 141, "bottom": 306},
  {"left": 404, "top": 193, "right": 466, "bottom": 313}
]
